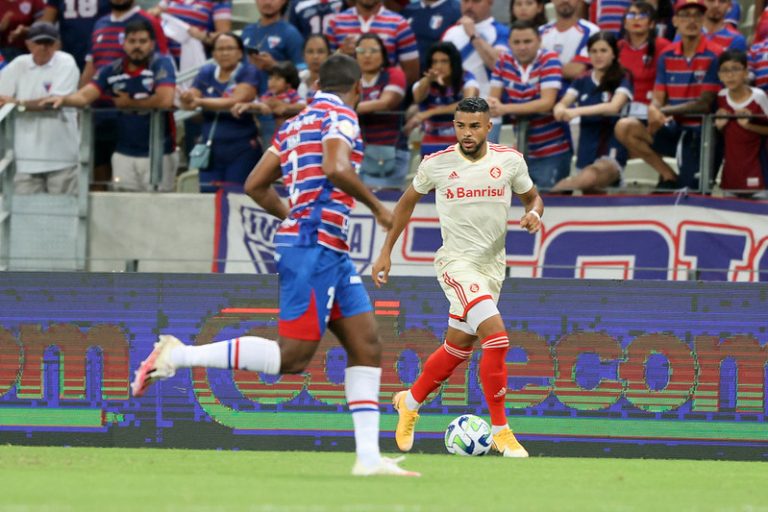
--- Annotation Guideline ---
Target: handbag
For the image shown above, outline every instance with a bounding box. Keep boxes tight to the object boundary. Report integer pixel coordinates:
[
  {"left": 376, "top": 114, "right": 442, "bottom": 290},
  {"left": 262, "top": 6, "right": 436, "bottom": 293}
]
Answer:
[
  {"left": 188, "top": 114, "right": 218, "bottom": 170},
  {"left": 361, "top": 143, "right": 397, "bottom": 177}
]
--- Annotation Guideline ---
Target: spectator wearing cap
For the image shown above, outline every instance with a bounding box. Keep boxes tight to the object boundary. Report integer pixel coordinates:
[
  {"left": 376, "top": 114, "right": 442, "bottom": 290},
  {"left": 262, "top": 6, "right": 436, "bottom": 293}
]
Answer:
[
  {"left": 0, "top": 0, "right": 46, "bottom": 61},
  {"left": 0, "top": 22, "right": 80, "bottom": 195},
  {"left": 44, "top": 18, "right": 177, "bottom": 192},
  {"left": 241, "top": 0, "right": 305, "bottom": 150},
  {"left": 614, "top": 0, "right": 722, "bottom": 190},
  {"left": 40, "top": 0, "right": 111, "bottom": 70},
  {"left": 672, "top": 0, "right": 745, "bottom": 51}
]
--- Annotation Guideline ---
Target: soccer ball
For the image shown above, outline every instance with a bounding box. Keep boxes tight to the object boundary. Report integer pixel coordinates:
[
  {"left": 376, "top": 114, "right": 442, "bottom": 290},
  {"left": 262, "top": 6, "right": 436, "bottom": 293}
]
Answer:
[{"left": 444, "top": 414, "right": 492, "bottom": 456}]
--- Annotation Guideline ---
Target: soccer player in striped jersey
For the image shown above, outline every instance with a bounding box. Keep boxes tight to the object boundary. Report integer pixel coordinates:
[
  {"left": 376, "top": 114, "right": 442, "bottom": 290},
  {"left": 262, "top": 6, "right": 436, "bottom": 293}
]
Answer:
[
  {"left": 372, "top": 97, "right": 544, "bottom": 458},
  {"left": 131, "top": 53, "right": 419, "bottom": 477}
]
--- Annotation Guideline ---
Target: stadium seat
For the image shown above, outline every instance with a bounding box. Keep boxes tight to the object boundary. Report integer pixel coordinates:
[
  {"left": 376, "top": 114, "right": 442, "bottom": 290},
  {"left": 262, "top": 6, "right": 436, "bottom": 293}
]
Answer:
[
  {"left": 176, "top": 169, "right": 200, "bottom": 193},
  {"left": 622, "top": 157, "right": 678, "bottom": 191},
  {"left": 499, "top": 124, "right": 516, "bottom": 147}
]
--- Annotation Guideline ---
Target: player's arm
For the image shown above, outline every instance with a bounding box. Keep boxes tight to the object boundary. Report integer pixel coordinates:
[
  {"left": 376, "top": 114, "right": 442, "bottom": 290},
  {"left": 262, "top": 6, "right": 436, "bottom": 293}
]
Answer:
[
  {"left": 371, "top": 184, "right": 424, "bottom": 288},
  {"left": 516, "top": 185, "right": 544, "bottom": 234},
  {"left": 322, "top": 138, "right": 392, "bottom": 228},
  {"left": 244, "top": 149, "right": 290, "bottom": 220},
  {"left": 41, "top": 5, "right": 57, "bottom": 22}
]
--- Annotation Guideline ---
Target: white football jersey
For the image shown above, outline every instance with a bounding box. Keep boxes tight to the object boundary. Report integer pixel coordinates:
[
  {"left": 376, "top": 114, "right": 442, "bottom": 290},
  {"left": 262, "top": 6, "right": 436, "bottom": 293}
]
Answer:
[{"left": 412, "top": 142, "right": 533, "bottom": 279}]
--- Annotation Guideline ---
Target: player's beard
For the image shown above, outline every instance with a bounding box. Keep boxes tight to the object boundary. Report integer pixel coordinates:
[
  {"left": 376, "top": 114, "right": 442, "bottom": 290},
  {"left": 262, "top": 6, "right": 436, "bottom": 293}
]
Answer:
[{"left": 459, "top": 137, "right": 485, "bottom": 159}]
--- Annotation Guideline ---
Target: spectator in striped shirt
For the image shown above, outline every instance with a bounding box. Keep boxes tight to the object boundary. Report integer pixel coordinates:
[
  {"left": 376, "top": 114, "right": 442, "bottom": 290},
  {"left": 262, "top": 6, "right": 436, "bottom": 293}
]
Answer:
[
  {"left": 405, "top": 41, "right": 480, "bottom": 155},
  {"left": 488, "top": 20, "right": 572, "bottom": 190},
  {"left": 701, "top": 0, "right": 745, "bottom": 51},
  {"left": 551, "top": 31, "right": 633, "bottom": 193},
  {"left": 614, "top": 0, "right": 722, "bottom": 190},
  {"left": 355, "top": 32, "right": 408, "bottom": 188},
  {"left": 585, "top": 0, "right": 634, "bottom": 35},
  {"left": 748, "top": 36, "right": 768, "bottom": 94},
  {"left": 149, "top": 0, "right": 232, "bottom": 64},
  {"left": 510, "top": 0, "right": 548, "bottom": 29},
  {"left": 325, "top": 0, "right": 420, "bottom": 85}
]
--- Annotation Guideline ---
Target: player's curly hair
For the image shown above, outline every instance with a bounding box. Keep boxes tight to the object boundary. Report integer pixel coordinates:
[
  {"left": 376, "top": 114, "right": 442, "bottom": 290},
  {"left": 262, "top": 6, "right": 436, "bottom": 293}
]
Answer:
[{"left": 456, "top": 97, "right": 489, "bottom": 114}]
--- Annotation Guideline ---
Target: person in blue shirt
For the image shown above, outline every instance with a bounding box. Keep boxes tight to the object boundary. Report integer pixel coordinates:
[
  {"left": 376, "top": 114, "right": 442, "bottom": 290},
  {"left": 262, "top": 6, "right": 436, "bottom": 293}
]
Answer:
[
  {"left": 551, "top": 31, "right": 633, "bottom": 193},
  {"left": 45, "top": 17, "right": 178, "bottom": 192},
  {"left": 241, "top": 0, "right": 305, "bottom": 150},
  {"left": 180, "top": 32, "right": 262, "bottom": 192},
  {"left": 401, "top": 0, "right": 461, "bottom": 72},
  {"left": 288, "top": 0, "right": 347, "bottom": 39},
  {"left": 41, "top": 0, "right": 111, "bottom": 70}
]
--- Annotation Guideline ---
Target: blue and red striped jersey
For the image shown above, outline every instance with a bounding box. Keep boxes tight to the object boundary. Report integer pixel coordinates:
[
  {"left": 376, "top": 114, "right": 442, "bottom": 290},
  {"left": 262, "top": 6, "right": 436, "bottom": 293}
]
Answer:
[
  {"left": 749, "top": 39, "right": 768, "bottom": 93},
  {"left": 654, "top": 38, "right": 722, "bottom": 129},
  {"left": 589, "top": 0, "right": 633, "bottom": 35},
  {"left": 325, "top": 6, "right": 419, "bottom": 66},
  {"left": 359, "top": 66, "right": 406, "bottom": 146},
  {"left": 46, "top": 0, "right": 111, "bottom": 69},
  {"left": 160, "top": 0, "right": 231, "bottom": 60},
  {"left": 87, "top": 6, "right": 169, "bottom": 70},
  {"left": 490, "top": 49, "right": 571, "bottom": 159},
  {"left": 270, "top": 92, "right": 364, "bottom": 253}
]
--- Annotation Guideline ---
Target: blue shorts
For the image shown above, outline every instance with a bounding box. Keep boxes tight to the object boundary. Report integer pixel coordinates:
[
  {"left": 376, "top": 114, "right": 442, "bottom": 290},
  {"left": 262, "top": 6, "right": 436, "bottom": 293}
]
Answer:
[{"left": 276, "top": 245, "right": 372, "bottom": 341}]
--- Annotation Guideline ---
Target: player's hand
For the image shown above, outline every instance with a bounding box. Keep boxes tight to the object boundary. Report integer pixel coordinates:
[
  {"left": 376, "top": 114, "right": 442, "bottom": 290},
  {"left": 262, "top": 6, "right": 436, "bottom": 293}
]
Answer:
[
  {"left": 520, "top": 211, "right": 541, "bottom": 234},
  {"left": 40, "top": 96, "right": 64, "bottom": 109},
  {"left": 371, "top": 253, "right": 392, "bottom": 288},
  {"left": 486, "top": 97, "right": 504, "bottom": 118}
]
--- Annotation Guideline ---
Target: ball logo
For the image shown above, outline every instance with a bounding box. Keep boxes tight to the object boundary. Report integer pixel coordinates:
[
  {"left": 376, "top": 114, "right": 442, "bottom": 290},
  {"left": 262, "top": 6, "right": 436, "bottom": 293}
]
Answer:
[
  {"left": 469, "top": 283, "right": 479, "bottom": 293},
  {"left": 489, "top": 167, "right": 501, "bottom": 179}
]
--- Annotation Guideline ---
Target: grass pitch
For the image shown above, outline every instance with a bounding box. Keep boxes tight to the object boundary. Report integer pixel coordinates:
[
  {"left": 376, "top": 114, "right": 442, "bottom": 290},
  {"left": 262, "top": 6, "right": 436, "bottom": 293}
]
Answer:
[{"left": 0, "top": 446, "right": 766, "bottom": 512}]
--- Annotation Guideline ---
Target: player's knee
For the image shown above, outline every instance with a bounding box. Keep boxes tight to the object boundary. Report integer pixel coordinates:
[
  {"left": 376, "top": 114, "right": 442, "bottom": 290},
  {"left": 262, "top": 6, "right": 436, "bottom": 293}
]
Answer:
[
  {"left": 348, "top": 333, "right": 382, "bottom": 367},
  {"left": 278, "top": 343, "right": 314, "bottom": 374}
]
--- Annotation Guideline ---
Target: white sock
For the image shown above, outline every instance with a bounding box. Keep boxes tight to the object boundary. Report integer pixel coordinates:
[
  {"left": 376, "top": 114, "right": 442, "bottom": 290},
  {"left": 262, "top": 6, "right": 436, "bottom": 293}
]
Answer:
[
  {"left": 491, "top": 424, "right": 509, "bottom": 435},
  {"left": 169, "top": 336, "right": 281, "bottom": 374},
  {"left": 405, "top": 390, "right": 421, "bottom": 411},
  {"left": 345, "top": 366, "right": 382, "bottom": 468}
]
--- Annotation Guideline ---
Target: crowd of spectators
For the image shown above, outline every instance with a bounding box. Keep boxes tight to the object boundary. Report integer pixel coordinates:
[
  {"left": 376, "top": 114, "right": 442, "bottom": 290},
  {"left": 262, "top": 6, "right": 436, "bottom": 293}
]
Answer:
[{"left": 0, "top": 0, "right": 767, "bottom": 198}]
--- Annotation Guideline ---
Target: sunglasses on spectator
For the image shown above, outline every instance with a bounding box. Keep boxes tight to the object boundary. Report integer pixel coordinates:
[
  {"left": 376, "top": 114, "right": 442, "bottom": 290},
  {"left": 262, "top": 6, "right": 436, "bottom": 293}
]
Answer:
[
  {"left": 625, "top": 12, "right": 650, "bottom": 20},
  {"left": 355, "top": 47, "right": 381, "bottom": 55}
]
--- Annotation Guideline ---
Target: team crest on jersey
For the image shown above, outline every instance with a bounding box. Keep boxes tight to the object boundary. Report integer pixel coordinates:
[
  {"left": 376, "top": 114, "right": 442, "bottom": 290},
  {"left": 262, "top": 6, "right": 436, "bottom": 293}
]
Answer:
[
  {"left": 469, "top": 283, "right": 479, "bottom": 293},
  {"left": 142, "top": 77, "right": 154, "bottom": 90},
  {"left": 268, "top": 36, "right": 282, "bottom": 49},
  {"left": 118, "top": 32, "right": 125, "bottom": 45},
  {"left": 489, "top": 167, "right": 501, "bottom": 179},
  {"left": 43, "top": 81, "right": 52, "bottom": 93},
  {"left": 694, "top": 69, "right": 706, "bottom": 83},
  {"left": 429, "top": 15, "right": 443, "bottom": 30},
  {"left": 554, "top": 44, "right": 564, "bottom": 55},
  {"left": 20, "top": 1, "right": 32, "bottom": 14},
  {"left": 367, "top": 90, "right": 381, "bottom": 100}
]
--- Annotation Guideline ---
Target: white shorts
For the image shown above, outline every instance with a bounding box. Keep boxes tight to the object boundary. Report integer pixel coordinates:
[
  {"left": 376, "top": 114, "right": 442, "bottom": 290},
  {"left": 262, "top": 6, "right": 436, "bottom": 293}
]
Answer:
[{"left": 436, "top": 258, "right": 502, "bottom": 322}]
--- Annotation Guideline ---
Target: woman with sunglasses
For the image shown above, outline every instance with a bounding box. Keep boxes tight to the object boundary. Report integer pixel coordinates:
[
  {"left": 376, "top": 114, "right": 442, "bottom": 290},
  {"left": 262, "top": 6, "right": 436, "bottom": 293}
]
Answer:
[{"left": 618, "top": 1, "right": 670, "bottom": 114}]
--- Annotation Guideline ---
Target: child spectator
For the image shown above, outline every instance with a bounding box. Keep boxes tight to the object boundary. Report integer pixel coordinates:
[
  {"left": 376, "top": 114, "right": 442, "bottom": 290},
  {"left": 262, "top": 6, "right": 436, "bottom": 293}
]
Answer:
[
  {"left": 232, "top": 61, "right": 305, "bottom": 140},
  {"left": 714, "top": 50, "right": 768, "bottom": 195},
  {"left": 405, "top": 42, "right": 479, "bottom": 156},
  {"left": 552, "top": 31, "right": 633, "bottom": 193},
  {"left": 510, "top": 0, "right": 549, "bottom": 29},
  {"left": 618, "top": 1, "right": 671, "bottom": 111}
]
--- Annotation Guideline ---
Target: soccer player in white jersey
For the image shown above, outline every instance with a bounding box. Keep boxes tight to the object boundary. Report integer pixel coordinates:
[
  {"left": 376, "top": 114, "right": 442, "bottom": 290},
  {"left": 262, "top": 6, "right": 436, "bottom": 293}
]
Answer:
[{"left": 371, "top": 96, "right": 544, "bottom": 458}]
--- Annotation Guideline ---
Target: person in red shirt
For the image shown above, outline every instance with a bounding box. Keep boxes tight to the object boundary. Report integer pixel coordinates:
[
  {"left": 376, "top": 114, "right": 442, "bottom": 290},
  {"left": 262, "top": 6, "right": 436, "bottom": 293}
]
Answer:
[
  {"left": 618, "top": 1, "right": 671, "bottom": 107},
  {"left": 714, "top": 49, "right": 768, "bottom": 196},
  {"left": 0, "top": 0, "right": 46, "bottom": 60}
]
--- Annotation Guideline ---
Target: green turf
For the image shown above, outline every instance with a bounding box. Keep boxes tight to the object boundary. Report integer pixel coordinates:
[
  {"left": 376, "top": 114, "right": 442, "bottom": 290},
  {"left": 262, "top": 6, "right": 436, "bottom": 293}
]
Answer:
[{"left": 0, "top": 446, "right": 766, "bottom": 512}]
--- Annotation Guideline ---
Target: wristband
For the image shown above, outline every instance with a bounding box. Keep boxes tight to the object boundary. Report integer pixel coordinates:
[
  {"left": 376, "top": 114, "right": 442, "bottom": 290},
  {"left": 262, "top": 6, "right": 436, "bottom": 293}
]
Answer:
[
  {"left": 527, "top": 210, "right": 540, "bottom": 220},
  {"left": 469, "top": 34, "right": 477, "bottom": 43}
]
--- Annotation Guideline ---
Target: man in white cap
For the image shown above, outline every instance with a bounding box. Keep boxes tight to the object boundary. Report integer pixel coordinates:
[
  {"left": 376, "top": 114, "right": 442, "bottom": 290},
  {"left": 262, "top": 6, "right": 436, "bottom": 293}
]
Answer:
[{"left": 0, "top": 22, "right": 80, "bottom": 194}]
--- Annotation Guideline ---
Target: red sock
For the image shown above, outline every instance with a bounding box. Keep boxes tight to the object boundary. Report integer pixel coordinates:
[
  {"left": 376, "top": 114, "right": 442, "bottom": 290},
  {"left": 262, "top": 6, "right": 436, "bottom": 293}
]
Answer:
[
  {"left": 479, "top": 332, "right": 510, "bottom": 426},
  {"left": 410, "top": 341, "right": 472, "bottom": 403}
]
